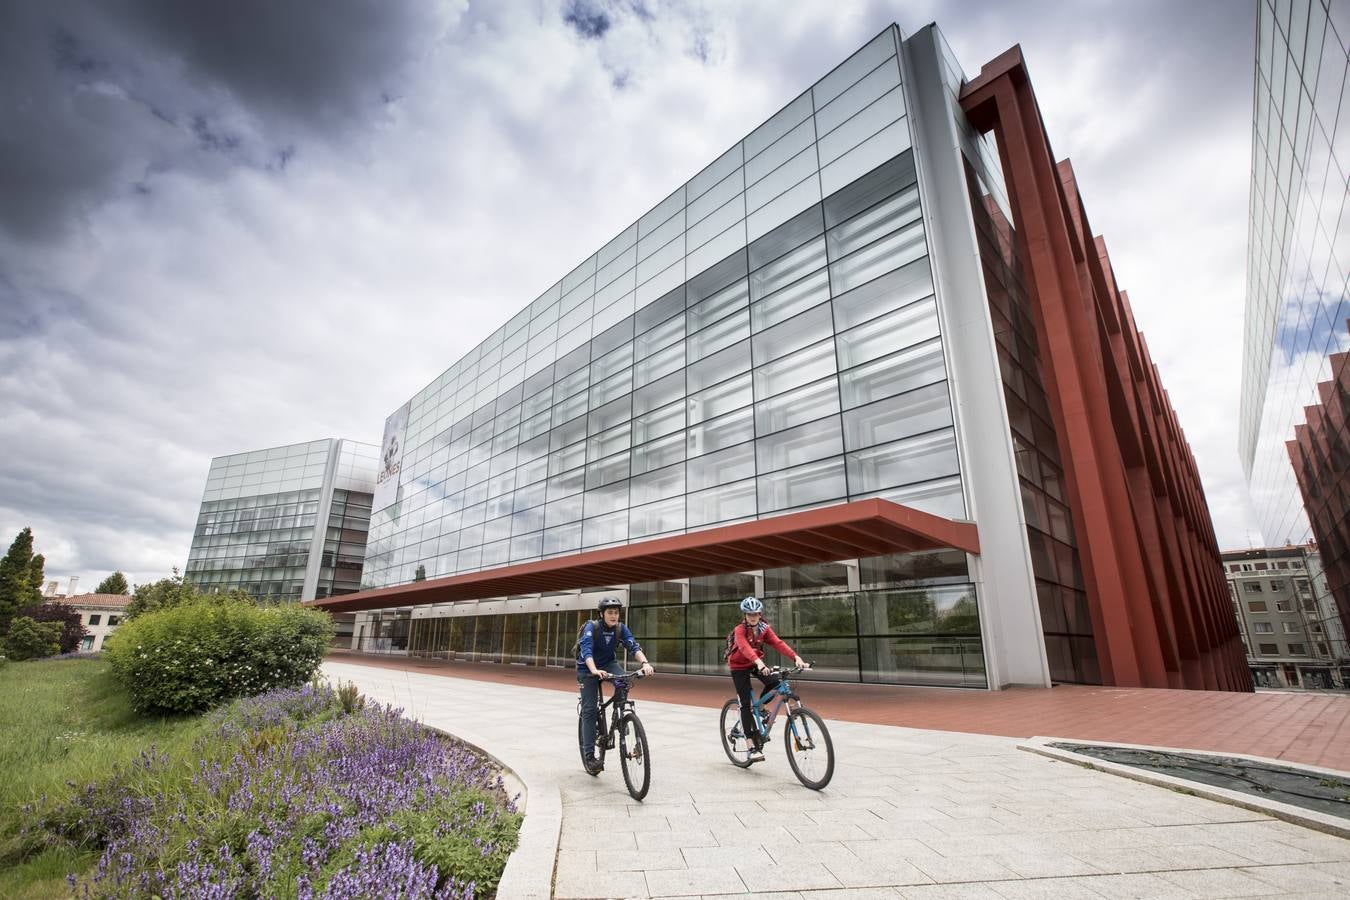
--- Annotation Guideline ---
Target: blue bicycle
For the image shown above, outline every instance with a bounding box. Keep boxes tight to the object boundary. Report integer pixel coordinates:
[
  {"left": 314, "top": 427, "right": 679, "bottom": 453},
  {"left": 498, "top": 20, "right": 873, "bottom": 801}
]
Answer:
[{"left": 719, "top": 664, "right": 835, "bottom": 790}]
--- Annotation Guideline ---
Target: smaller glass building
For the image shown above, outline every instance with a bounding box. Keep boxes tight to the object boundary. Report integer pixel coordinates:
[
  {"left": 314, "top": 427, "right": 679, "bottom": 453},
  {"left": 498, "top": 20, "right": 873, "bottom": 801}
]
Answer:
[{"left": 185, "top": 439, "right": 378, "bottom": 602}]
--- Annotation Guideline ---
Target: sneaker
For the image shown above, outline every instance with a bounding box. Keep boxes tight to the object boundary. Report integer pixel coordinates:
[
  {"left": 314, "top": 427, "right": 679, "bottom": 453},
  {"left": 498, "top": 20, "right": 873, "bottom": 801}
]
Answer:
[
  {"left": 584, "top": 754, "right": 603, "bottom": 774},
  {"left": 747, "top": 748, "right": 765, "bottom": 763}
]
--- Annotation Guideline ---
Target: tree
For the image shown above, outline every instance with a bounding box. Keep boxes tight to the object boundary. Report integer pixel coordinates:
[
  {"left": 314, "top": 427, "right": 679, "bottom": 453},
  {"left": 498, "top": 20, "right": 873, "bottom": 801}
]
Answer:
[
  {"left": 26, "top": 553, "right": 44, "bottom": 605},
  {"left": 125, "top": 569, "right": 254, "bottom": 619},
  {"left": 95, "top": 571, "right": 130, "bottom": 595},
  {"left": 15, "top": 602, "right": 88, "bottom": 654},
  {"left": 2, "top": 616, "right": 61, "bottom": 661},
  {"left": 0, "top": 527, "right": 35, "bottom": 631}
]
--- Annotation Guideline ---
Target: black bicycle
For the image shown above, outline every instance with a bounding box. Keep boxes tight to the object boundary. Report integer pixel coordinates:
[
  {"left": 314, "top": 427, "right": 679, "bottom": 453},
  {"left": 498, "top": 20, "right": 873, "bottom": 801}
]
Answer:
[
  {"left": 719, "top": 664, "right": 834, "bottom": 790},
  {"left": 577, "top": 668, "right": 651, "bottom": 800}
]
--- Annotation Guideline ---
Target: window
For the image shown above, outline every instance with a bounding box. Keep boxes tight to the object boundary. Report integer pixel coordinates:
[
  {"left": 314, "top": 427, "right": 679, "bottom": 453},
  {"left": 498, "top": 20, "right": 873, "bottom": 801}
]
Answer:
[
  {"left": 1276, "top": 600, "right": 1292, "bottom": 612},
  {"left": 1276, "top": 561, "right": 1289, "bottom": 569},
  {"left": 1270, "top": 580, "right": 1285, "bottom": 591},
  {"left": 108, "top": 616, "right": 121, "bottom": 627},
  {"left": 1242, "top": 564, "right": 1253, "bottom": 571},
  {"left": 1283, "top": 622, "right": 1300, "bottom": 634},
  {"left": 1254, "top": 562, "right": 1268, "bottom": 570},
  {"left": 88, "top": 614, "right": 101, "bottom": 626},
  {"left": 1258, "top": 643, "right": 1278, "bottom": 654},
  {"left": 80, "top": 636, "right": 94, "bottom": 652},
  {"left": 1254, "top": 622, "right": 1274, "bottom": 633},
  {"left": 1243, "top": 582, "right": 1263, "bottom": 593},
  {"left": 1247, "top": 600, "right": 1268, "bottom": 612},
  {"left": 1288, "top": 643, "right": 1307, "bottom": 656}
]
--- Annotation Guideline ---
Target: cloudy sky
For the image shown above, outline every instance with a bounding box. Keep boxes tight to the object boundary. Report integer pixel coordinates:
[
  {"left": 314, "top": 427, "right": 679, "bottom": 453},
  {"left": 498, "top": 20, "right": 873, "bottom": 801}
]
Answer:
[{"left": 1, "top": 0, "right": 1262, "bottom": 591}]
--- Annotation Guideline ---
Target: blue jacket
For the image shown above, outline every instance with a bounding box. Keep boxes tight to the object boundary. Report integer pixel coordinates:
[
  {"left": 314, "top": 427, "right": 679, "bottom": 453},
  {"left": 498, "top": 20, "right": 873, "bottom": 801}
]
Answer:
[{"left": 577, "top": 620, "right": 641, "bottom": 672}]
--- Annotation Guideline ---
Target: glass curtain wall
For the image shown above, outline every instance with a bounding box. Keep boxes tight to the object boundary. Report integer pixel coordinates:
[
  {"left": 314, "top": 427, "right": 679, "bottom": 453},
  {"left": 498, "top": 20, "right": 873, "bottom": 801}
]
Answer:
[
  {"left": 1241, "top": 0, "right": 1350, "bottom": 545},
  {"left": 401, "top": 551, "right": 986, "bottom": 687},
  {"left": 364, "top": 27, "right": 969, "bottom": 595}
]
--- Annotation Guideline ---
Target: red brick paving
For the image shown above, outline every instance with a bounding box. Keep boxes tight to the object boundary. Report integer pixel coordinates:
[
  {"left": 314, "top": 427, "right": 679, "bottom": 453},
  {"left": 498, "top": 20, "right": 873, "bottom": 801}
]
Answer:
[{"left": 327, "top": 651, "right": 1350, "bottom": 772}]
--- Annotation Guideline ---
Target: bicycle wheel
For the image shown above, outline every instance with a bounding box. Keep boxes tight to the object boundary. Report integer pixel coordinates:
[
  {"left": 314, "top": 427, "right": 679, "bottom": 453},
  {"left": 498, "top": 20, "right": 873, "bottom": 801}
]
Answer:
[
  {"left": 784, "top": 706, "right": 834, "bottom": 790},
  {"left": 577, "top": 707, "right": 603, "bottom": 776},
  {"left": 617, "top": 712, "right": 651, "bottom": 801},
  {"left": 719, "top": 699, "right": 753, "bottom": 768}
]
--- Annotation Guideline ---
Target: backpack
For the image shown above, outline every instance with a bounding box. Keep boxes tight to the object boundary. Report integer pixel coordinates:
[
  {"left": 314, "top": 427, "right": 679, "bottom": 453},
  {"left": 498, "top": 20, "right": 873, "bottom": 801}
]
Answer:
[
  {"left": 723, "top": 620, "right": 766, "bottom": 661},
  {"left": 570, "top": 619, "right": 599, "bottom": 659}
]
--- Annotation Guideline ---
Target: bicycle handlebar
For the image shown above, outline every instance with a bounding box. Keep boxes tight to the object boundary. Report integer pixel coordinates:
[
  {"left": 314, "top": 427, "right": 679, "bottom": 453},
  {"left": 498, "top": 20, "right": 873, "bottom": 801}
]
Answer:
[
  {"left": 585, "top": 668, "right": 650, "bottom": 680},
  {"left": 762, "top": 662, "right": 813, "bottom": 676}
]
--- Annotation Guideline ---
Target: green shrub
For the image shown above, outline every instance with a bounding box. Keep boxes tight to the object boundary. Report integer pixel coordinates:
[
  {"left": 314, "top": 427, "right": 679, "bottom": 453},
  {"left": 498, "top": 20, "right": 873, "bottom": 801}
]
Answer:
[
  {"left": 2, "top": 616, "right": 62, "bottom": 660},
  {"left": 103, "top": 600, "right": 334, "bottom": 714}
]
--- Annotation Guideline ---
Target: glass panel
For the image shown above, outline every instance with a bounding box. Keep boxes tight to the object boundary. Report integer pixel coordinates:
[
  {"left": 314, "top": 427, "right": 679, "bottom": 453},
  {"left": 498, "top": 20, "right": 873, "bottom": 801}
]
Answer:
[
  {"left": 746, "top": 92, "right": 813, "bottom": 162},
  {"left": 687, "top": 371, "right": 753, "bottom": 425},
  {"left": 813, "top": 29, "right": 896, "bottom": 109},
  {"left": 687, "top": 478, "right": 757, "bottom": 527},
  {"left": 826, "top": 184, "right": 921, "bottom": 260},
  {"left": 687, "top": 279, "right": 749, "bottom": 332},
  {"left": 839, "top": 337, "right": 946, "bottom": 409},
  {"left": 858, "top": 474, "right": 965, "bottom": 519},
  {"left": 548, "top": 440, "right": 585, "bottom": 476},
  {"left": 632, "top": 432, "right": 686, "bottom": 476},
  {"left": 830, "top": 257, "right": 933, "bottom": 331},
  {"left": 746, "top": 116, "right": 814, "bottom": 186},
  {"left": 688, "top": 167, "right": 745, "bottom": 225},
  {"left": 544, "top": 495, "right": 583, "bottom": 527},
  {"left": 686, "top": 441, "right": 756, "bottom": 492},
  {"left": 688, "top": 309, "right": 750, "bottom": 363},
  {"left": 749, "top": 236, "right": 827, "bottom": 302},
  {"left": 747, "top": 145, "right": 820, "bottom": 213},
  {"left": 687, "top": 407, "right": 754, "bottom": 458},
  {"left": 633, "top": 369, "right": 685, "bottom": 417},
  {"left": 820, "top": 120, "right": 913, "bottom": 197},
  {"left": 753, "top": 338, "right": 838, "bottom": 400},
  {"left": 750, "top": 269, "right": 831, "bottom": 333},
  {"left": 633, "top": 399, "right": 686, "bottom": 444},
  {"left": 687, "top": 337, "right": 751, "bottom": 393},
  {"left": 630, "top": 496, "right": 685, "bottom": 538},
  {"left": 583, "top": 481, "right": 629, "bottom": 518},
  {"left": 689, "top": 143, "right": 743, "bottom": 202},
  {"left": 747, "top": 175, "right": 822, "bottom": 244},
  {"left": 815, "top": 53, "right": 902, "bottom": 137},
  {"left": 634, "top": 341, "right": 685, "bottom": 388},
  {"left": 817, "top": 85, "right": 906, "bottom": 166},
  {"left": 755, "top": 416, "right": 845, "bottom": 472},
  {"left": 748, "top": 204, "right": 825, "bottom": 271},
  {"left": 630, "top": 462, "right": 684, "bottom": 506},
  {"left": 823, "top": 151, "right": 916, "bottom": 229},
  {"left": 585, "top": 451, "right": 630, "bottom": 490},
  {"left": 587, "top": 395, "right": 631, "bottom": 436},
  {"left": 686, "top": 250, "right": 748, "bottom": 307},
  {"left": 587, "top": 421, "right": 631, "bottom": 459},
  {"left": 751, "top": 302, "right": 833, "bottom": 365},
  {"left": 846, "top": 428, "right": 960, "bottom": 493},
  {"left": 835, "top": 298, "right": 940, "bottom": 369},
  {"left": 757, "top": 457, "right": 846, "bottom": 512},
  {"left": 583, "top": 510, "right": 628, "bottom": 546},
  {"left": 754, "top": 376, "right": 841, "bottom": 436},
  {"left": 829, "top": 220, "right": 927, "bottom": 293},
  {"left": 841, "top": 382, "right": 953, "bottom": 451},
  {"left": 547, "top": 468, "right": 584, "bottom": 501},
  {"left": 636, "top": 310, "right": 685, "bottom": 355}
]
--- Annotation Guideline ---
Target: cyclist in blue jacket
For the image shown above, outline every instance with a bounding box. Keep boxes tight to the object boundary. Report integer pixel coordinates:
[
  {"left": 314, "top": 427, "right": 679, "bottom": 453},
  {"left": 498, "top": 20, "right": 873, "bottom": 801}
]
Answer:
[{"left": 578, "top": 595, "right": 654, "bottom": 772}]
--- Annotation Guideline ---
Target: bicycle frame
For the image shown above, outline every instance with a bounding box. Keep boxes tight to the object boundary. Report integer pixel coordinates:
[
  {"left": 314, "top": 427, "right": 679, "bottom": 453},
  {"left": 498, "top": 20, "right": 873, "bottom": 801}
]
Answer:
[
  {"left": 581, "top": 668, "right": 645, "bottom": 746},
  {"left": 748, "top": 670, "right": 800, "bottom": 740}
]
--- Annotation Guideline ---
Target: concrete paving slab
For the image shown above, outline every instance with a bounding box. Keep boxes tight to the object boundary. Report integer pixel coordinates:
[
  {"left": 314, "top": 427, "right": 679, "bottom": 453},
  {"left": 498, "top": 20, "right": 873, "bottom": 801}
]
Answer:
[{"left": 324, "top": 659, "right": 1350, "bottom": 899}]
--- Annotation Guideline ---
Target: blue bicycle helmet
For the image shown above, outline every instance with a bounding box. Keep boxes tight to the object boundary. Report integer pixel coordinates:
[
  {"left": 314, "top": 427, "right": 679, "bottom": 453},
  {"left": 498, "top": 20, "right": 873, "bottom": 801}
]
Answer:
[{"left": 739, "top": 596, "right": 764, "bottom": 614}]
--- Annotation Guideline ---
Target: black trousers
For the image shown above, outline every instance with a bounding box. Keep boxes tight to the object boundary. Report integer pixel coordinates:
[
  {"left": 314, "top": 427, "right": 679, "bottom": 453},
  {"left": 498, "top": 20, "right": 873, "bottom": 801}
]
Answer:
[{"left": 731, "top": 668, "right": 781, "bottom": 749}]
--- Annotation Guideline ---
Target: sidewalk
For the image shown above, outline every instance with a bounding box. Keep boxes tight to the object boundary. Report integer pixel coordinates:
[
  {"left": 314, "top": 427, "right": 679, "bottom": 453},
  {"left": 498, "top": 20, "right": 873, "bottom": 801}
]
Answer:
[
  {"left": 325, "top": 650, "right": 1350, "bottom": 771},
  {"left": 323, "top": 657, "right": 1350, "bottom": 899}
]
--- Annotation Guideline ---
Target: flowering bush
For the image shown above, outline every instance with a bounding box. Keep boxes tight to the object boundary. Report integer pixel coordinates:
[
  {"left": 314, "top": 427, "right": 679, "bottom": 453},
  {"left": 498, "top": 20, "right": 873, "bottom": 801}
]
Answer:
[
  {"left": 104, "top": 600, "right": 333, "bottom": 714},
  {"left": 33, "top": 685, "right": 519, "bottom": 898}
]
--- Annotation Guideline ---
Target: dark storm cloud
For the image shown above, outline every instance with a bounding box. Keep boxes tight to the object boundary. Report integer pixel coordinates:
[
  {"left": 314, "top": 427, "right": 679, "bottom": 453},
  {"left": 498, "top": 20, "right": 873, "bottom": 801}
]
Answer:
[{"left": 0, "top": 0, "right": 438, "bottom": 242}]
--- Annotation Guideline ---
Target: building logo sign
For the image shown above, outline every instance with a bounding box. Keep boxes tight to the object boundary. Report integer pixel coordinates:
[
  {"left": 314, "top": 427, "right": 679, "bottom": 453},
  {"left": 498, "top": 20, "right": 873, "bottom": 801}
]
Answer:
[{"left": 373, "top": 402, "right": 409, "bottom": 512}]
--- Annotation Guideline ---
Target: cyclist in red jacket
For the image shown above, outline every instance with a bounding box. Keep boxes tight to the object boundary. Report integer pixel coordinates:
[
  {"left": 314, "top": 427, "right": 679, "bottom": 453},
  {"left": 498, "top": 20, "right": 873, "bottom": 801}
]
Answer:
[{"left": 727, "top": 596, "right": 808, "bottom": 762}]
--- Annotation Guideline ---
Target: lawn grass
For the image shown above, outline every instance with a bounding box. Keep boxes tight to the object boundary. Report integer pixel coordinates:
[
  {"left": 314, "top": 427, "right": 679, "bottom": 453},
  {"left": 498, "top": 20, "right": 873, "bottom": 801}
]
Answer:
[{"left": 0, "top": 658, "right": 208, "bottom": 898}]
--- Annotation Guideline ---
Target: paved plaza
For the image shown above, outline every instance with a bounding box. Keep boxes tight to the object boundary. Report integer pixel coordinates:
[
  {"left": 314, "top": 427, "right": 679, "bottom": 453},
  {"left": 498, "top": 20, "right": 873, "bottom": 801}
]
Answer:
[{"left": 325, "top": 659, "right": 1350, "bottom": 899}]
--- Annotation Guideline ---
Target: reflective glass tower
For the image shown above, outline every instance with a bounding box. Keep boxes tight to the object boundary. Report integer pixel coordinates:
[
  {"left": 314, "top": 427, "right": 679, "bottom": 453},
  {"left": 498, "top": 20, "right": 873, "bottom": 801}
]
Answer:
[
  {"left": 185, "top": 439, "right": 378, "bottom": 602},
  {"left": 1240, "top": 0, "right": 1350, "bottom": 545}
]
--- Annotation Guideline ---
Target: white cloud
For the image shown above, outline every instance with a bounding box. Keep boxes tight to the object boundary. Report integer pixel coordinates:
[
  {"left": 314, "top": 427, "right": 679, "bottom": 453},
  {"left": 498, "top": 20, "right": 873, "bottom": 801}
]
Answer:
[{"left": 0, "top": 0, "right": 1270, "bottom": 588}]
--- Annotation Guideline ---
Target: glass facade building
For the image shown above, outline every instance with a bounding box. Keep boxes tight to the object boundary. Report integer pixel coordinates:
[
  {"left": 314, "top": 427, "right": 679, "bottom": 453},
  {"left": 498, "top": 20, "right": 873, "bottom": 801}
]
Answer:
[
  {"left": 185, "top": 439, "right": 378, "bottom": 602},
  {"left": 320, "top": 23, "right": 1246, "bottom": 691},
  {"left": 1240, "top": 0, "right": 1350, "bottom": 546}
]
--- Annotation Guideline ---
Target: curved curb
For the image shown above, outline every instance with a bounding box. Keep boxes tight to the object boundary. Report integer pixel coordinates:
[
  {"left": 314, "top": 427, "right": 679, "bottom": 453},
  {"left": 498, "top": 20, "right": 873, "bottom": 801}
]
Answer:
[
  {"left": 417, "top": 721, "right": 561, "bottom": 900},
  {"left": 1020, "top": 735, "right": 1350, "bottom": 839}
]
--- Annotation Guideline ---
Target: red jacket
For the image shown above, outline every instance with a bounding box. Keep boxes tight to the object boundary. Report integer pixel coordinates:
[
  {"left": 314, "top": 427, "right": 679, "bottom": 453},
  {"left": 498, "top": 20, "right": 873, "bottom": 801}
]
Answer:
[{"left": 727, "top": 620, "right": 796, "bottom": 671}]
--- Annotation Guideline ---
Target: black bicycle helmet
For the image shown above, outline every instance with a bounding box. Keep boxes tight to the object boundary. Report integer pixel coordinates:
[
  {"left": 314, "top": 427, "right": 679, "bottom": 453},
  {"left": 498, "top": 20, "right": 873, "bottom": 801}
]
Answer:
[{"left": 597, "top": 595, "right": 624, "bottom": 612}]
